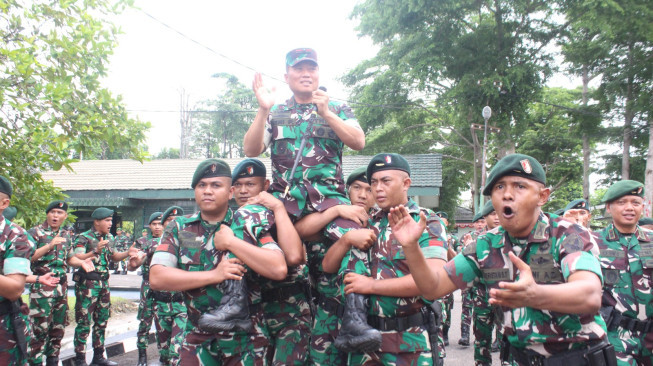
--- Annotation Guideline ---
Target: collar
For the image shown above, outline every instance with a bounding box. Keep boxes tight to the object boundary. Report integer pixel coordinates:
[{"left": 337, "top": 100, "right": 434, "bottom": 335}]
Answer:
[
  {"left": 370, "top": 198, "right": 419, "bottom": 221},
  {"left": 185, "top": 208, "right": 233, "bottom": 226},
  {"left": 494, "top": 211, "right": 550, "bottom": 248},
  {"left": 606, "top": 223, "right": 648, "bottom": 242}
]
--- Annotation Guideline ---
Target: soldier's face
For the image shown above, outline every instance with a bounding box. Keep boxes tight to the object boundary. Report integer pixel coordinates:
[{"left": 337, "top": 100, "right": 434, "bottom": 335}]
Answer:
[
  {"left": 348, "top": 181, "right": 374, "bottom": 211},
  {"left": 94, "top": 217, "right": 113, "bottom": 235},
  {"left": 232, "top": 177, "right": 268, "bottom": 207},
  {"left": 195, "top": 176, "right": 232, "bottom": 216},
  {"left": 474, "top": 218, "right": 486, "bottom": 231},
  {"left": 606, "top": 196, "right": 643, "bottom": 233},
  {"left": 285, "top": 61, "right": 319, "bottom": 97},
  {"left": 370, "top": 170, "right": 410, "bottom": 211},
  {"left": 164, "top": 217, "right": 175, "bottom": 227},
  {"left": 563, "top": 209, "right": 591, "bottom": 228},
  {"left": 46, "top": 208, "right": 67, "bottom": 230},
  {"left": 485, "top": 211, "right": 500, "bottom": 230},
  {"left": 149, "top": 219, "right": 163, "bottom": 238},
  {"left": 490, "top": 176, "right": 550, "bottom": 238}
]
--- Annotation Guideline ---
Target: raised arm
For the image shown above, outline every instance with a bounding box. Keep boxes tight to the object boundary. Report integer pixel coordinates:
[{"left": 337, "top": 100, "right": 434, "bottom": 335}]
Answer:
[
  {"left": 312, "top": 89, "right": 365, "bottom": 151},
  {"left": 244, "top": 73, "right": 275, "bottom": 157}
]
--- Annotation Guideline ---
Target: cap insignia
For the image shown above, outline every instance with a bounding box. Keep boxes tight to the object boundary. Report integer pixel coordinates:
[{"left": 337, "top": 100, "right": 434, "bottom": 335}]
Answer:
[
  {"left": 520, "top": 159, "right": 532, "bottom": 174},
  {"left": 385, "top": 155, "right": 392, "bottom": 164},
  {"left": 210, "top": 164, "right": 217, "bottom": 173}
]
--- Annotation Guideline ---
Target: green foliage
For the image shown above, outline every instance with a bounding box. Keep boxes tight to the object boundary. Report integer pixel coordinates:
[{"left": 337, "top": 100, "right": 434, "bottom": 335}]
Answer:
[
  {"left": 153, "top": 147, "right": 181, "bottom": 159},
  {"left": 190, "top": 73, "right": 256, "bottom": 158},
  {"left": 0, "top": 0, "right": 149, "bottom": 227}
]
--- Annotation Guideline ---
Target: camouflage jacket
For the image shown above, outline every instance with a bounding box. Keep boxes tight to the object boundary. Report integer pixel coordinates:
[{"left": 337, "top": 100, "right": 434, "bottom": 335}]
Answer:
[
  {"left": 29, "top": 222, "right": 74, "bottom": 297},
  {"left": 74, "top": 228, "right": 115, "bottom": 275},
  {"left": 0, "top": 216, "right": 35, "bottom": 302},
  {"left": 114, "top": 234, "right": 131, "bottom": 251},
  {"left": 366, "top": 199, "right": 448, "bottom": 353},
  {"left": 264, "top": 96, "right": 359, "bottom": 216},
  {"left": 135, "top": 234, "right": 160, "bottom": 282},
  {"left": 595, "top": 223, "right": 653, "bottom": 320},
  {"left": 445, "top": 212, "right": 606, "bottom": 356}
]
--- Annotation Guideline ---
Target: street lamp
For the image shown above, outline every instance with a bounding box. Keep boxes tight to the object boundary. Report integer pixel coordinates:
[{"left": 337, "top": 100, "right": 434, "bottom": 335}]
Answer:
[{"left": 480, "top": 106, "right": 492, "bottom": 203}]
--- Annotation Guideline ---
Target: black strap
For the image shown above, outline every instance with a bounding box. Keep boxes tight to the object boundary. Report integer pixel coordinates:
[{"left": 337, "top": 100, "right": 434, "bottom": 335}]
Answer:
[
  {"left": 261, "top": 283, "right": 306, "bottom": 303},
  {"left": 0, "top": 299, "right": 15, "bottom": 316},
  {"left": 150, "top": 291, "right": 184, "bottom": 303},
  {"left": 317, "top": 293, "right": 344, "bottom": 317},
  {"left": 367, "top": 308, "right": 428, "bottom": 332},
  {"left": 509, "top": 339, "right": 608, "bottom": 366},
  {"left": 601, "top": 306, "right": 653, "bottom": 333}
]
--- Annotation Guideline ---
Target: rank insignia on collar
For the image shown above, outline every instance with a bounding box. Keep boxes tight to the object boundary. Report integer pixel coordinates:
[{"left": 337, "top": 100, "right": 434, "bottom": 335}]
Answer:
[{"left": 520, "top": 159, "right": 532, "bottom": 174}]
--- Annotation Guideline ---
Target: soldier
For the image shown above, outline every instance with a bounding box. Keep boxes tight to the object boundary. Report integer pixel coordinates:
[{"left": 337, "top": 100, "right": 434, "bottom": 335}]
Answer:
[
  {"left": 562, "top": 199, "right": 592, "bottom": 228},
  {"left": 458, "top": 211, "right": 486, "bottom": 347},
  {"left": 27, "top": 200, "right": 95, "bottom": 366},
  {"left": 128, "top": 212, "right": 164, "bottom": 366},
  {"left": 471, "top": 199, "right": 502, "bottom": 366},
  {"left": 149, "top": 158, "right": 288, "bottom": 364},
  {"left": 154, "top": 206, "right": 187, "bottom": 366},
  {"left": 433, "top": 211, "right": 458, "bottom": 347},
  {"left": 337, "top": 153, "right": 449, "bottom": 365},
  {"left": 595, "top": 180, "right": 652, "bottom": 366},
  {"left": 72, "top": 207, "right": 134, "bottom": 366},
  {"left": 0, "top": 175, "right": 35, "bottom": 366},
  {"left": 396, "top": 153, "right": 616, "bottom": 366},
  {"left": 113, "top": 229, "right": 130, "bottom": 275}
]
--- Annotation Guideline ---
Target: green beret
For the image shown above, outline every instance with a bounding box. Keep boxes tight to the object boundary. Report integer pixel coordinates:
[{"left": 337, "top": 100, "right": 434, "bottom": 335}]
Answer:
[
  {"left": 46, "top": 200, "right": 68, "bottom": 213},
  {"left": 563, "top": 199, "right": 589, "bottom": 213},
  {"left": 552, "top": 208, "right": 565, "bottom": 216},
  {"left": 346, "top": 166, "right": 368, "bottom": 186},
  {"left": 472, "top": 211, "right": 483, "bottom": 223},
  {"left": 480, "top": 199, "right": 495, "bottom": 218},
  {"left": 0, "top": 175, "right": 12, "bottom": 197},
  {"left": 435, "top": 211, "right": 448, "bottom": 220},
  {"left": 91, "top": 207, "right": 114, "bottom": 220},
  {"left": 161, "top": 206, "right": 184, "bottom": 224},
  {"left": 191, "top": 159, "right": 231, "bottom": 189},
  {"left": 232, "top": 158, "right": 266, "bottom": 182},
  {"left": 482, "top": 154, "right": 546, "bottom": 196},
  {"left": 638, "top": 217, "right": 653, "bottom": 226},
  {"left": 3, "top": 206, "right": 17, "bottom": 221},
  {"left": 367, "top": 153, "right": 410, "bottom": 181},
  {"left": 601, "top": 180, "right": 644, "bottom": 203},
  {"left": 148, "top": 211, "right": 163, "bottom": 225}
]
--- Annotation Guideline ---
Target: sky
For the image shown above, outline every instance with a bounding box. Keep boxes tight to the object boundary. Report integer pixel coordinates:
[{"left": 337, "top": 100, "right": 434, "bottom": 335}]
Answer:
[{"left": 104, "top": 0, "right": 378, "bottom": 155}]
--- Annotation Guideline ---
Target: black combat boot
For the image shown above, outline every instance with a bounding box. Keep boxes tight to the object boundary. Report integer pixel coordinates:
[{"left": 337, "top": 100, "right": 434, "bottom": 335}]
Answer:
[
  {"left": 491, "top": 338, "right": 500, "bottom": 353},
  {"left": 197, "top": 279, "right": 251, "bottom": 333},
  {"left": 442, "top": 324, "right": 449, "bottom": 346},
  {"left": 89, "top": 348, "right": 117, "bottom": 366},
  {"left": 45, "top": 356, "right": 59, "bottom": 366},
  {"left": 458, "top": 323, "right": 470, "bottom": 346},
  {"left": 136, "top": 348, "right": 147, "bottom": 366},
  {"left": 73, "top": 353, "right": 87, "bottom": 366},
  {"left": 334, "top": 293, "right": 382, "bottom": 353}
]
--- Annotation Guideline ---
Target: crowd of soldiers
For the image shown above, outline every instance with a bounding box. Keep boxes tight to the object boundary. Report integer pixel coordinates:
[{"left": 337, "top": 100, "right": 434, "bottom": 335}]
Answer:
[{"left": 0, "top": 47, "right": 651, "bottom": 366}]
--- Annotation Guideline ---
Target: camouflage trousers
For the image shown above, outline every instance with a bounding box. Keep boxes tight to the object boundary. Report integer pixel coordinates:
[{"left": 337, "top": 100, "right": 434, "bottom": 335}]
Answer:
[
  {"left": 262, "top": 291, "right": 312, "bottom": 366},
  {"left": 442, "top": 293, "right": 453, "bottom": 332},
  {"left": 460, "top": 288, "right": 473, "bottom": 331},
  {"left": 309, "top": 297, "right": 346, "bottom": 365},
  {"left": 154, "top": 298, "right": 187, "bottom": 365},
  {"left": 137, "top": 283, "right": 156, "bottom": 350},
  {"left": 472, "top": 286, "right": 500, "bottom": 365},
  {"left": 348, "top": 347, "right": 435, "bottom": 365},
  {"left": 0, "top": 301, "right": 32, "bottom": 366},
  {"left": 607, "top": 326, "right": 653, "bottom": 366},
  {"left": 28, "top": 294, "right": 68, "bottom": 364},
  {"left": 74, "top": 279, "right": 111, "bottom": 354}
]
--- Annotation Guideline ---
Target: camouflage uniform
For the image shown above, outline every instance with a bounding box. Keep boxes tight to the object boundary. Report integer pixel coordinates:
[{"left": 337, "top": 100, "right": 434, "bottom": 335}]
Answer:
[
  {"left": 441, "top": 235, "right": 460, "bottom": 343},
  {"left": 342, "top": 200, "right": 449, "bottom": 365},
  {"left": 444, "top": 212, "right": 607, "bottom": 360},
  {"left": 27, "top": 221, "right": 74, "bottom": 365},
  {"left": 264, "top": 96, "right": 360, "bottom": 226},
  {"left": 0, "top": 216, "right": 35, "bottom": 366},
  {"left": 153, "top": 292, "right": 187, "bottom": 366},
  {"left": 307, "top": 239, "right": 347, "bottom": 366},
  {"left": 113, "top": 233, "right": 131, "bottom": 273},
  {"left": 472, "top": 283, "right": 500, "bottom": 365},
  {"left": 596, "top": 223, "right": 653, "bottom": 366},
  {"left": 135, "top": 234, "right": 159, "bottom": 352},
  {"left": 460, "top": 230, "right": 484, "bottom": 342},
  {"left": 73, "top": 228, "right": 115, "bottom": 355},
  {"left": 151, "top": 210, "right": 278, "bottom": 365}
]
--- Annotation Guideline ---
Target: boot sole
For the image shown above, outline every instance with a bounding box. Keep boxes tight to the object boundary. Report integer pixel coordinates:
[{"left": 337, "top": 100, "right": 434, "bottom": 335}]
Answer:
[
  {"left": 197, "top": 316, "right": 252, "bottom": 333},
  {"left": 334, "top": 332, "right": 382, "bottom": 353}
]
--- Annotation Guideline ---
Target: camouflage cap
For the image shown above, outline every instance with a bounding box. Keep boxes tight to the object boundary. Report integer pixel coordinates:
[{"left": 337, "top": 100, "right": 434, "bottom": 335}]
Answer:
[
  {"left": 191, "top": 159, "right": 231, "bottom": 189},
  {"left": 480, "top": 199, "right": 495, "bottom": 218},
  {"left": 286, "top": 48, "right": 318, "bottom": 67},
  {"left": 435, "top": 211, "right": 448, "bottom": 219},
  {"left": 0, "top": 175, "right": 12, "bottom": 197},
  {"left": 46, "top": 200, "right": 68, "bottom": 213},
  {"left": 638, "top": 217, "right": 653, "bottom": 226},
  {"left": 482, "top": 153, "right": 546, "bottom": 196},
  {"left": 91, "top": 207, "right": 114, "bottom": 220},
  {"left": 367, "top": 153, "right": 410, "bottom": 181},
  {"left": 563, "top": 199, "right": 590, "bottom": 213},
  {"left": 161, "top": 206, "right": 184, "bottom": 224},
  {"left": 601, "top": 179, "right": 644, "bottom": 203},
  {"left": 232, "top": 158, "right": 266, "bottom": 182},
  {"left": 346, "top": 166, "right": 368, "bottom": 186},
  {"left": 148, "top": 211, "right": 163, "bottom": 225},
  {"left": 3, "top": 206, "right": 17, "bottom": 221}
]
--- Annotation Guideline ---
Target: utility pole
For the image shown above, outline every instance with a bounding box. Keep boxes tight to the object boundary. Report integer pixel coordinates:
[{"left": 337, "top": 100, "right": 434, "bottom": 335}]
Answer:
[{"left": 471, "top": 106, "right": 500, "bottom": 209}]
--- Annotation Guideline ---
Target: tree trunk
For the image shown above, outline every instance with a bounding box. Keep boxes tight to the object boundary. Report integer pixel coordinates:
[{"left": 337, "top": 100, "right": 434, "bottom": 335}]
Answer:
[
  {"left": 621, "top": 43, "right": 635, "bottom": 179},
  {"left": 581, "top": 65, "right": 591, "bottom": 200},
  {"left": 644, "top": 118, "right": 653, "bottom": 218}
]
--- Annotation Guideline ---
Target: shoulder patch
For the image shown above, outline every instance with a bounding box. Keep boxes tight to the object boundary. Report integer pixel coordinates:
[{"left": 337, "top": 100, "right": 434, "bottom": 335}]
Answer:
[{"left": 561, "top": 233, "right": 583, "bottom": 253}]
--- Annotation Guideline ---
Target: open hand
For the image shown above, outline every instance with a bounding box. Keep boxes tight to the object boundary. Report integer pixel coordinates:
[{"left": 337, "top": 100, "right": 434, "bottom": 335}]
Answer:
[
  {"left": 388, "top": 205, "right": 426, "bottom": 250},
  {"left": 39, "top": 272, "right": 60, "bottom": 286},
  {"left": 489, "top": 252, "right": 538, "bottom": 308}
]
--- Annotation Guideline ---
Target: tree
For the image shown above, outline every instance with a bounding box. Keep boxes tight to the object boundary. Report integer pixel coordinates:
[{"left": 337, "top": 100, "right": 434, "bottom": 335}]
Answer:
[
  {"left": 0, "top": 0, "right": 149, "bottom": 227},
  {"left": 153, "top": 147, "right": 181, "bottom": 159}
]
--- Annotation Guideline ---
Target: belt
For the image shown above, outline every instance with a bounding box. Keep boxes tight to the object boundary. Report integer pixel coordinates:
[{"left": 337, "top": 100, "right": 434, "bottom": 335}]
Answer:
[
  {"left": 509, "top": 339, "right": 607, "bottom": 366},
  {"left": 80, "top": 271, "right": 108, "bottom": 281},
  {"left": 150, "top": 291, "right": 183, "bottom": 303},
  {"left": 601, "top": 306, "right": 653, "bottom": 333},
  {"left": 317, "top": 294, "right": 343, "bottom": 317},
  {"left": 367, "top": 308, "right": 428, "bottom": 332},
  {"left": 261, "top": 283, "right": 306, "bottom": 303},
  {"left": 0, "top": 300, "right": 19, "bottom": 316},
  {"left": 142, "top": 273, "right": 149, "bottom": 281}
]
